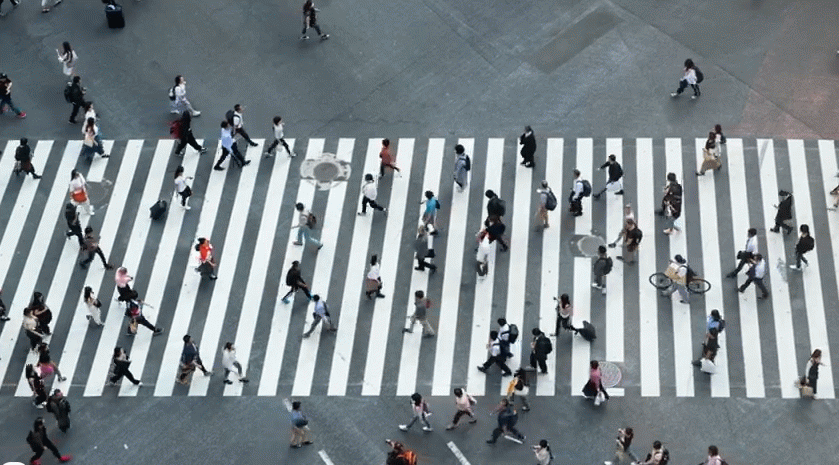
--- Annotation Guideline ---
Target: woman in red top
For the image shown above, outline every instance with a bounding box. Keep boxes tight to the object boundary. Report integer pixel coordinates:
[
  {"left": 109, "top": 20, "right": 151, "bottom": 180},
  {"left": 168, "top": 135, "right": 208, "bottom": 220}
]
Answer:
[
  {"left": 379, "top": 138, "right": 401, "bottom": 178},
  {"left": 195, "top": 237, "right": 217, "bottom": 280}
]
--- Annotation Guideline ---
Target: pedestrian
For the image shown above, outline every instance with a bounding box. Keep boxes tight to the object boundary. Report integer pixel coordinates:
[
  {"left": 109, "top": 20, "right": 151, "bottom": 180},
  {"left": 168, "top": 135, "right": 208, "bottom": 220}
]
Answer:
[
  {"left": 65, "top": 76, "right": 86, "bottom": 124},
  {"left": 532, "top": 439, "right": 553, "bottom": 465},
  {"left": 790, "top": 224, "right": 814, "bottom": 270},
  {"left": 56, "top": 42, "right": 77, "bottom": 80},
  {"left": 385, "top": 440, "right": 418, "bottom": 465},
  {"left": 421, "top": 190, "right": 441, "bottom": 234},
  {"left": 697, "top": 130, "right": 721, "bottom": 175},
  {"left": 535, "top": 181, "right": 554, "bottom": 228},
  {"left": 358, "top": 173, "right": 387, "bottom": 215},
  {"left": 593, "top": 154, "right": 624, "bottom": 199},
  {"left": 398, "top": 392, "right": 433, "bottom": 432},
  {"left": 0, "top": 0, "right": 21, "bottom": 17},
  {"left": 485, "top": 189, "right": 507, "bottom": 222},
  {"left": 220, "top": 342, "right": 250, "bottom": 384},
  {"left": 477, "top": 330, "right": 512, "bottom": 376},
  {"left": 476, "top": 230, "right": 492, "bottom": 276},
  {"left": 738, "top": 253, "right": 769, "bottom": 299},
  {"left": 486, "top": 398, "right": 524, "bottom": 444},
  {"left": 364, "top": 254, "right": 386, "bottom": 299},
  {"left": 174, "top": 165, "right": 194, "bottom": 210},
  {"left": 0, "top": 287, "right": 9, "bottom": 322},
  {"left": 26, "top": 363, "right": 47, "bottom": 407},
  {"left": 22, "top": 309, "right": 44, "bottom": 352},
  {"left": 606, "top": 427, "right": 637, "bottom": 464},
  {"left": 445, "top": 387, "right": 477, "bottom": 430},
  {"left": 229, "top": 104, "right": 259, "bottom": 147},
  {"left": 37, "top": 350, "right": 66, "bottom": 383},
  {"left": 173, "top": 111, "right": 207, "bottom": 157},
  {"left": 292, "top": 202, "right": 323, "bottom": 250},
  {"left": 413, "top": 225, "right": 437, "bottom": 273},
  {"left": 636, "top": 440, "right": 668, "bottom": 465},
  {"left": 506, "top": 368, "right": 530, "bottom": 411},
  {"left": 192, "top": 237, "right": 217, "bottom": 280},
  {"left": 483, "top": 216, "right": 508, "bottom": 252},
  {"left": 213, "top": 120, "right": 250, "bottom": 170},
  {"left": 402, "top": 290, "right": 435, "bottom": 337},
  {"left": 264, "top": 116, "right": 295, "bottom": 158},
  {"left": 692, "top": 327, "right": 720, "bottom": 374},
  {"left": 661, "top": 173, "right": 682, "bottom": 235},
  {"left": 124, "top": 299, "right": 163, "bottom": 336},
  {"left": 177, "top": 335, "right": 211, "bottom": 385},
  {"left": 453, "top": 144, "right": 470, "bottom": 192},
  {"left": 0, "top": 73, "right": 26, "bottom": 118},
  {"left": 80, "top": 226, "right": 112, "bottom": 270},
  {"left": 281, "top": 260, "right": 313, "bottom": 304},
  {"left": 115, "top": 266, "right": 139, "bottom": 302},
  {"left": 26, "top": 417, "right": 72, "bottom": 464},
  {"left": 303, "top": 294, "right": 337, "bottom": 337},
  {"left": 662, "top": 254, "right": 690, "bottom": 303},
  {"left": 801, "top": 349, "right": 823, "bottom": 398},
  {"left": 582, "top": 360, "right": 609, "bottom": 406},
  {"left": 63, "top": 204, "right": 84, "bottom": 247},
  {"left": 551, "top": 293, "right": 577, "bottom": 337},
  {"left": 14, "top": 138, "right": 42, "bottom": 180},
  {"left": 46, "top": 389, "right": 71, "bottom": 433},
  {"left": 68, "top": 169, "right": 94, "bottom": 215},
  {"left": 290, "top": 400, "right": 314, "bottom": 447},
  {"left": 568, "top": 169, "right": 586, "bottom": 217},
  {"left": 83, "top": 101, "right": 98, "bottom": 127},
  {"left": 28, "top": 292, "right": 52, "bottom": 335},
  {"left": 726, "top": 228, "right": 758, "bottom": 278},
  {"left": 529, "top": 328, "right": 552, "bottom": 374},
  {"left": 609, "top": 218, "right": 642, "bottom": 264},
  {"left": 519, "top": 126, "right": 536, "bottom": 168},
  {"left": 702, "top": 445, "right": 725, "bottom": 465},
  {"left": 107, "top": 347, "right": 141, "bottom": 387},
  {"left": 81, "top": 117, "right": 110, "bottom": 161},
  {"left": 82, "top": 286, "right": 103, "bottom": 326},
  {"left": 769, "top": 190, "right": 794, "bottom": 234},
  {"left": 670, "top": 58, "right": 701, "bottom": 99},
  {"left": 592, "top": 245, "right": 612, "bottom": 294},
  {"left": 496, "top": 317, "right": 514, "bottom": 358},
  {"left": 169, "top": 75, "right": 200, "bottom": 116},
  {"left": 378, "top": 138, "right": 401, "bottom": 177},
  {"left": 301, "top": 0, "right": 329, "bottom": 40},
  {"left": 707, "top": 309, "right": 725, "bottom": 333}
]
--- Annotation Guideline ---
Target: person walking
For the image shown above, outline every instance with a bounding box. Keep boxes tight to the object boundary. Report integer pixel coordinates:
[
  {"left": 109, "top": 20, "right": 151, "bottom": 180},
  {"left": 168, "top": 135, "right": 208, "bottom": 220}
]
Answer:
[
  {"left": 64, "top": 204, "right": 84, "bottom": 247},
  {"left": 635, "top": 440, "right": 668, "bottom": 465},
  {"left": 486, "top": 398, "right": 524, "bottom": 444},
  {"left": 177, "top": 335, "right": 211, "bottom": 385},
  {"left": 568, "top": 169, "right": 587, "bottom": 217},
  {"left": 552, "top": 294, "right": 577, "bottom": 337},
  {"left": 605, "top": 427, "right": 637, "bottom": 465},
  {"left": 194, "top": 237, "right": 217, "bottom": 280},
  {"left": 691, "top": 327, "right": 720, "bottom": 374},
  {"left": 593, "top": 154, "right": 624, "bottom": 199},
  {"left": 702, "top": 445, "right": 725, "bottom": 465},
  {"left": 398, "top": 392, "right": 433, "bottom": 432},
  {"left": 174, "top": 165, "right": 194, "bottom": 210},
  {"left": 661, "top": 173, "right": 682, "bottom": 235},
  {"left": 532, "top": 439, "right": 553, "bottom": 465},
  {"left": 56, "top": 42, "right": 77, "bottom": 80},
  {"left": 0, "top": 0, "right": 21, "bottom": 17},
  {"left": 801, "top": 349, "right": 823, "bottom": 398},
  {"left": 378, "top": 138, "right": 401, "bottom": 177},
  {"left": 662, "top": 254, "right": 690, "bottom": 303},
  {"left": 496, "top": 317, "right": 514, "bottom": 359},
  {"left": 485, "top": 190, "right": 509, "bottom": 250},
  {"left": 726, "top": 228, "right": 758, "bottom": 278},
  {"left": 169, "top": 75, "right": 200, "bottom": 116},
  {"left": 213, "top": 120, "right": 249, "bottom": 170},
  {"left": 81, "top": 117, "right": 109, "bottom": 161},
  {"left": 124, "top": 299, "right": 163, "bottom": 336},
  {"left": 506, "top": 368, "right": 530, "bottom": 411},
  {"left": 769, "top": 190, "right": 794, "bottom": 234},
  {"left": 220, "top": 342, "right": 249, "bottom": 384},
  {"left": 582, "top": 360, "right": 609, "bottom": 406},
  {"left": 290, "top": 400, "right": 314, "bottom": 447},
  {"left": 402, "top": 290, "right": 435, "bottom": 337},
  {"left": 364, "top": 254, "right": 386, "bottom": 299},
  {"left": 445, "top": 387, "right": 477, "bottom": 430},
  {"left": 28, "top": 292, "right": 52, "bottom": 336},
  {"left": 301, "top": 0, "right": 329, "bottom": 40},
  {"left": 37, "top": 351, "right": 66, "bottom": 383},
  {"left": 68, "top": 169, "right": 94, "bottom": 215},
  {"left": 26, "top": 363, "right": 48, "bottom": 408},
  {"left": 413, "top": 225, "right": 437, "bottom": 273},
  {"left": 790, "top": 224, "right": 814, "bottom": 270},
  {"left": 358, "top": 173, "right": 387, "bottom": 216},
  {"left": 15, "top": 138, "right": 42, "bottom": 179},
  {"left": 292, "top": 202, "right": 323, "bottom": 250},
  {"left": 80, "top": 226, "right": 112, "bottom": 270},
  {"left": 670, "top": 58, "right": 701, "bottom": 99},
  {"left": 0, "top": 73, "right": 26, "bottom": 118},
  {"left": 82, "top": 286, "right": 103, "bottom": 326},
  {"left": 229, "top": 104, "right": 259, "bottom": 147},
  {"left": 0, "top": 287, "right": 10, "bottom": 322},
  {"left": 26, "top": 417, "right": 72, "bottom": 464},
  {"left": 22, "top": 309, "right": 45, "bottom": 352},
  {"left": 173, "top": 111, "right": 207, "bottom": 157},
  {"left": 519, "top": 126, "right": 536, "bottom": 168},
  {"left": 107, "top": 347, "right": 141, "bottom": 387},
  {"left": 46, "top": 389, "right": 71, "bottom": 433},
  {"left": 529, "top": 328, "right": 552, "bottom": 374},
  {"left": 609, "top": 218, "right": 642, "bottom": 265},
  {"left": 303, "top": 294, "right": 336, "bottom": 337},
  {"left": 115, "top": 267, "right": 139, "bottom": 302},
  {"left": 592, "top": 245, "right": 612, "bottom": 294},
  {"left": 696, "top": 130, "right": 721, "bottom": 175},
  {"left": 421, "top": 190, "right": 441, "bottom": 234},
  {"left": 535, "top": 180, "right": 555, "bottom": 228},
  {"left": 477, "top": 330, "right": 512, "bottom": 376},
  {"left": 453, "top": 144, "right": 470, "bottom": 192},
  {"left": 282, "top": 260, "right": 313, "bottom": 303},
  {"left": 264, "top": 116, "right": 295, "bottom": 157},
  {"left": 738, "top": 253, "right": 769, "bottom": 299}
]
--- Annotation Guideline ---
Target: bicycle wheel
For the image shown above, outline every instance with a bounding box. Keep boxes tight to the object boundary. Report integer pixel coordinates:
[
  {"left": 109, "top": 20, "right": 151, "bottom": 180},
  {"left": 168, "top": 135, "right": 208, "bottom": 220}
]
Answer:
[
  {"left": 649, "top": 272, "right": 672, "bottom": 290},
  {"left": 687, "top": 278, "right": 711, "bottom": 294}
]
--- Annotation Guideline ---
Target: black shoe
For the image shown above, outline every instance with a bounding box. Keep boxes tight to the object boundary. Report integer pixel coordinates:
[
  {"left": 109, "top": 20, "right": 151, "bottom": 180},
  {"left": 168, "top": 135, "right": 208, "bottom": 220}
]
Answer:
[
  {"left": 223, "top": 379, "right": 233, "bottom": 385},
  {"left": 726, "top": 272, "right": 737, "bottom": 278},
  {"left": 616, "top": 190, "right": 624, "bottom": 195},
  {"left": 0, "top": 315, "right": 10, "bottom": 321},
  {"left": 429, "top": 267, "right": 437, "bottom": 275},
  {"left": 213, "top": 165, "right": 224, "bottom": 171},
  {"left": 785, "top": 228, "right": 793, "bottom": 235},
  {"left": 477, "top": 366, "right": 487, "bottom": 373},
  {"left": 769, "top": 227, "right": 779, "bottom": 233},
  {"left": 68, "top": 119, "right": 77, "bottom": 124},
  {"left": 242, "top": 160, "right": 251, "bottom": 166},
  {"left": 692, "top": 360, "right": 701, "bottom": 367},
  {"left": 249, "top": 141, "right": 258, "bottom": 147},
  {"left": 32, "top": 174, "right": 42, "bottom": 179},
  {"left": 414, "top": 266, "right": 424, "bottom": 271},
  {"left": 486, "top": 439, "right": 496, "bottom": 444},
  {"left": 200, "top": 147, "right": 208, "bottom": 154},
  {"left": 240, "top": 378, "right": 249, "bottom": 383}
]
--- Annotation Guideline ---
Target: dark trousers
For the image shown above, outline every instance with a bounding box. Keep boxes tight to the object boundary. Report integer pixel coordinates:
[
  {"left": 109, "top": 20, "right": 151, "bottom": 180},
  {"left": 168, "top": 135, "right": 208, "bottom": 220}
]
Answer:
[
  {"left": 132, "top": 315, "right": 156, "bottom": 332},
  {"left": 452, "top": 409, "right": 474, "bottom": 425},
  {"left": 555, "top": 315, "right": 576, "bottom": 336},
  {"left": 33, "top": 387, "right": 48, "bottom": 405},
  {"left": 215, "top": 144, "right": 246, "bottom": 168},
  {"left": 795, "top": 252, "right": 809, "bottom": 268},
  {"left": 773, "top": 219, "right": 793, "bottom": 234},
  {"left": 521, "top": 150, "right": 534, "bottom": 166},
  {"left": 529, "top": 352, "right": 548, "bottom": 373},
  {"left": 110, "top": 365, "right": 140, "bottom": 385},
  {"left": 25, "top": 329, "right": 43, "bottom": 350},
  {"left": 302, "top": 23, "right": 323, "bottom": 35},
  {"left": 69, "top": 101, "right": 84, "bottom": 122},
  {"left": 236, "top": 127, "right": 256, "bottom": 146},
  {"left": 67, "top": 223, "right": 84, "bottom": 246},
  {"left": 175, "top": 129, "right": 202, "bottom": 154},
  {"left": 569, "top": 197, "right": 582, "bottom": 215},
  {"left": 81, "top": 247, "right": 108, "bottom": 267},
  {"left": 739, "top": 276, "right": 769, "bottom": 297},
  {"left": 0, "top": 94, "right": 22, "bottom": 114},
  {"left": 415, "top": 256, "right": 437, "bottom": 271},
  {"left": 380, "top": 162, "right": 399, "bottom": 176},
  {"left": 733, "top": 257, "right": 750, "bottom": 273},
  {"left": 490, "top": 423, "right": 523, "bottom": 442},
  {"left": 30, "top": 437, "right": 62, "bottom": 462},
  {"left": 481, "top": 355, "right": 511, "bottom": 375},
  {"left": 675, "top": 79, "right": 700, "bottom": 96},
  {"left": 361, "top": 196, "right": 384, "bottom": 213},
  {"left": 179, "top": 189, "right": 191, "bottom": 206},
  {"left": 283, "top": 285, "right": 312, "bottom": 301},
  {"left": 267, "top": 137, "right": 290, "bottom": 155}
]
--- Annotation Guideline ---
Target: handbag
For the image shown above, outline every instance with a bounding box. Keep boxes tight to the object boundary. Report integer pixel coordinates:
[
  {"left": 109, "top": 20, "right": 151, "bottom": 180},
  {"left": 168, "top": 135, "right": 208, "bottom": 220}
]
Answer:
[
  {"left": 594, "top": 390, "right": 606, "bottom": 406},
  {"left": 700, "top": 358, "right": 716, "bottom": 374},
  {"left": 71, "top": 189, "right": 88, "bottom": 203},
  {"left": 293, "top": 417, "right": 309, "bottom": 427}
]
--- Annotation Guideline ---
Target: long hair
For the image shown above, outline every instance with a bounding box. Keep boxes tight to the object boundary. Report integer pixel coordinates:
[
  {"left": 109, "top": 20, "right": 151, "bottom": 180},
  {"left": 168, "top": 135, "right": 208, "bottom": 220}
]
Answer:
[
  {"left": 84, "top": 286, "right": 94, "bottom": 301},
  {"left": 62, "top": 41, "right": 72, "bottom": 56},
  {"left": 174, "top": 165, "right": 184, "bottom": 179}
]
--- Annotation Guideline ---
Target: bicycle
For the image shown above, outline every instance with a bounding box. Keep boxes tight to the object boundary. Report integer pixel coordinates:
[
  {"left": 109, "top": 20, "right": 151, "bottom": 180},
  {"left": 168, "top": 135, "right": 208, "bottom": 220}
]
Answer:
[{"left": 649, "top": 272, "right": 711, "bottom": 294}]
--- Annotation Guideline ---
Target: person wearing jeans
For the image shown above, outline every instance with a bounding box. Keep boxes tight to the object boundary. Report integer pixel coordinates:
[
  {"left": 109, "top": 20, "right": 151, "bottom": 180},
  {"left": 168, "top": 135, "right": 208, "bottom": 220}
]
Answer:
[
  {"left": 293, "top": 203, "right": 323, "bottom": 249},
  {"left": 399, "top": 393, "right": 433, "bottom": 432},
  {"left": 0, "top": 73, "right": 26, "bottom": 118}
]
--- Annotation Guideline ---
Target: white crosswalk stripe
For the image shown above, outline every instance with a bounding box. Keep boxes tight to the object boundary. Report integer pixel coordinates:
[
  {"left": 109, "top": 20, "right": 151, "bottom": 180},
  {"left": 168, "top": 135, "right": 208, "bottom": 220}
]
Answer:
[{"left": 0, "top": 137, "right": 837, "bottom": 400}]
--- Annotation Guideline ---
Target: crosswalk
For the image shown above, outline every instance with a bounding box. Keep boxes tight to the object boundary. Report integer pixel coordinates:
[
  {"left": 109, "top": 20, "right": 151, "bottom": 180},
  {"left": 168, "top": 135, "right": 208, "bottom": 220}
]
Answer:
[{"left": 0, "top": 136, "right": 837, "bottom": 399}]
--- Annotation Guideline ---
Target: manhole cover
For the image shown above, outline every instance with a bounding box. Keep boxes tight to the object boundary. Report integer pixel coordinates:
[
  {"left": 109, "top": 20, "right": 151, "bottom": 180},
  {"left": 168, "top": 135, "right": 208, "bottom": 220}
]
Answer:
[
  {"left": 86, "top": 181, "right": 112, "bottom": 204},
  {"left": 299, "top": 152, "right": 352, "bottom": 190},
  {"left": 313, "top": 162, "right": 340, "bottom": 181},
  {"left": 576, "top": 235, "right": 606, "bottom": 257},
  {"left": 599, "top": 361, "right": 622, "bottom": 388}
]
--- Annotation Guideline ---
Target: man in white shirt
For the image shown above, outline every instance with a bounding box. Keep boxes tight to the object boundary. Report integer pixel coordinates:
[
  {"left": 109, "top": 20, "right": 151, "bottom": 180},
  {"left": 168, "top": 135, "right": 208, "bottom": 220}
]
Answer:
[
  {"left": 569, "top": 169, "right": 585, "bottom": 217},
  {"left": 477, "top": 330, "right": 512, "bottom": 376},
  {"left": 738, "top": 253, "right": 769, "bottom": 299},
  {"left": 358, "top": 173, "right": 387, "bottom": 215},
  {"left": 303, "top": 294, "right": 336, "bottom": 337},
  {"left": 727, "top": 228, "right": 758, "bottom": 278},
  {"left": 221, "top": 342, "right": 249, "bottom": 384},
  {"left": 231, "top": 104, "right": 258, "bottom": 147}
]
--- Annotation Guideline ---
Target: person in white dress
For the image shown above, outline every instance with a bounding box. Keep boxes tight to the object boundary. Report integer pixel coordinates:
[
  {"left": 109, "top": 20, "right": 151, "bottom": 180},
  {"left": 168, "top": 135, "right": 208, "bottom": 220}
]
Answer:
[
  {"left": 56, "top": 42, "right": 77, "bottom": 79},
  {"left": 83, "top": 286, "right": 103, "bottom": 326}
]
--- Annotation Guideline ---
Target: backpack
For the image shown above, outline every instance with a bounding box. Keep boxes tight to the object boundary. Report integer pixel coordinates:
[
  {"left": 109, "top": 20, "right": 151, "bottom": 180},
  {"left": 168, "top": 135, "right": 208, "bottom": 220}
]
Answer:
[
  {"left": 579, "top": 320, "right": 596, "bottom": 342},
  {"left": 717, "top": 318, "right": 726, "bottom": 332},
  {"left": 464, "top": 155, "right": 471, "bottom": 171},
  {"left": 150, "top": 199, "right": 168, "bottom": 220},
  {"left": 225, "top": 109, "right": 236, "bottom": 127},
  {"left": 507, "top": 324, "right": 519, "bottom": 344},
  {"left": 544, "top": 189, "right": 557, "bottom": 211},
  {"left": 659, "top": 448, "right": 670, "bottom": 465},
  {"left": 602, "top": 256, "right": 613, "bottom": 274},
  {"left": 306, "top": 212, "right": 317, "bottom": 229},
  {"left": 580, "top": 180, "right": 592, "bottom": 197},
  {"left": 168, "top": 86, "right": 176, "bottom": 101},
  {"left": 536, "top": 335, "right": 552, "bottom": 354},
  {"left": 695, "top": 67, "right": 704, "bottom": 83},
  {"left": 169, "top": 120, "right": 181, "bottom": 139},
  {"left": 64, "top": 82, "right": 73, "bottom": 103},
  {"left": 435, "top": 199, "right": 441, "bottom": 210},
  {"left": 26, "top": 430, "right": 40, "bottom": 449}
]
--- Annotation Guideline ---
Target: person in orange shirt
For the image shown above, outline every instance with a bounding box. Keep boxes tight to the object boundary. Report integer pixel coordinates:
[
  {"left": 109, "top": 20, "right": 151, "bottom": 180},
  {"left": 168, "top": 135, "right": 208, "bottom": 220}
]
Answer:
[
  {"left": 379, "top": 138, "right": 400, "bottom": 178},
  {"left": 195, "top": 237, "right": 217, "bottom": 280}
]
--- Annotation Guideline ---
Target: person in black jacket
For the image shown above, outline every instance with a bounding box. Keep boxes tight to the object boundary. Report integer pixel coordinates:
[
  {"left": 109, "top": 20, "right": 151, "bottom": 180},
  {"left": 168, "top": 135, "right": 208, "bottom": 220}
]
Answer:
[
  {"left": 64, "top": 203, "right": 84, "bottom": 246},
  {"left": 593, "top": 154, "right": 624, "bottom": 199},
  {"left": 46, "top": 389, "right": 71, "bottom": 433},
  {"left": 769, "top": 190, "right": 794, "bottom": 234},
  {"left": 15, "top": 138, "right": 41, "bottom": 179},
  {"left": 790, "top": 224, "right": 814, "bottom": 270},
  {"left": 485, "top": 190, "right": 509, "bottom": 251},
  {"left": 519, "top": 126, "right": 536, "bottom": 168},
  {"left": 67, "top": 76, "right": 86, "bottom": 124},
  {"left": 26, "top": 417, "right": 72, "bottom": 463},
  {"left": 529, "top": 328, "right": 551, "bottom": 374},
  {"left": 173, "top": 111, "right": 207, "bottom": 157}
]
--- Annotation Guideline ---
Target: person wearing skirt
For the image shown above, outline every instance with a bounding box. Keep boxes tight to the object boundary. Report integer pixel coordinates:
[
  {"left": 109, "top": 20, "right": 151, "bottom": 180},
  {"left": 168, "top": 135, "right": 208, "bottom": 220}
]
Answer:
[{"left": 697, "top": 130, "right": 721, "bottom": 175}]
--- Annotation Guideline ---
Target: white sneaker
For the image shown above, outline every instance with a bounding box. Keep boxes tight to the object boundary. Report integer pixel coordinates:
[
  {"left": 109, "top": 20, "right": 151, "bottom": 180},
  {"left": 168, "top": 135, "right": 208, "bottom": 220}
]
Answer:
[
  {"left": 670, "top": 92, "right": 678, "bottom": 97},
  {"left": 183, "top": 205, "right": 191, "bottom": 210},
  {"left": 192, "top": 111, "right": 201, "bottom": 117},
  {"left": 422, "top": 426, "right": 433, "bottom": 432},
  {"left": 398, "top": 425, "right": 408, "bottom": 431}
]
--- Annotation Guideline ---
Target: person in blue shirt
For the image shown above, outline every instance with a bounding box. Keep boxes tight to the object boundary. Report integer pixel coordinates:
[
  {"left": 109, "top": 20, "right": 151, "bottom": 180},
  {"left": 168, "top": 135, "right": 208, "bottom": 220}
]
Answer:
[
  {"left": 290, "top": 401, "right": 313, "bottom": 448},
  {"left": 213, "top": 120, "right": 250, "bottom": 171}
]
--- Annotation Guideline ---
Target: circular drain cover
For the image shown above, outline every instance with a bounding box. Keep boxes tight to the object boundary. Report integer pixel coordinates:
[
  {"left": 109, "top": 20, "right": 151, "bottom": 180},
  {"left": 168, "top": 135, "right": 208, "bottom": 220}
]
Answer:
[
  {"left": 299, "top": 152, "right": 352, "bottom": 190},
  {"left": 577, "top": 235, "right": 606, "bottom": 257},
  {"left": 599, "top": 361, "right": 622, "bottom": 388}
]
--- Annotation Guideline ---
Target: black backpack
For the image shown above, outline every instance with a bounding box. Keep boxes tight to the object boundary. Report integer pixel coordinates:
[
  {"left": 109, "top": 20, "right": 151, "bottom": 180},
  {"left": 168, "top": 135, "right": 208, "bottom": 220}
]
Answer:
[
  {"left": 580, "top": 180, "right": 592, "bottom": 197},
  {"left": 464, "top": 155, "right": 471, "bottom": 171},
  {"left": 660, "top": 448, "right": 670, "bottom": 465},
  {"left": 544, "top": 189, "right": 557, "bottom": 211},
  {"left": 507, "top": 324, "right": 519, "bottom": 344},
  {"left": 64, "top": 82, "right": 73, "bottom": 103},
  {"left": 695, "top": 67, "right": 704, "bottom": 83},
  {"left": 601, "top": 256, "right": 613, "bottom": 274},
  {"left": 225, "top": 109, "right": 236, "bottom": 127},
  {"left": 717, "top": 318, "right": 726, "bottom": 332},
  {"left": 536, "top": 335, "right": 552, "bottom": 354},
  {"left": 150, "top": 200, "right": 168, "bottom": 220}
]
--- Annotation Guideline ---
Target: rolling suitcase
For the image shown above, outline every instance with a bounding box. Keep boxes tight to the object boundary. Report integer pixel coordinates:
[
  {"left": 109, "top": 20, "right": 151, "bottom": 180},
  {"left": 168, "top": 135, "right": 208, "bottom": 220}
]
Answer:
[
  {"left": 105, "top": 3, "right": 125, "bottom": 29},
  {"left": 578, "top": 320, "right": 597, "bottom": 342}
]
